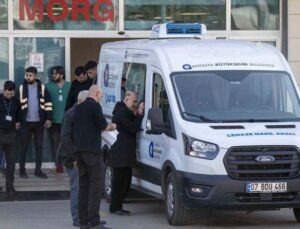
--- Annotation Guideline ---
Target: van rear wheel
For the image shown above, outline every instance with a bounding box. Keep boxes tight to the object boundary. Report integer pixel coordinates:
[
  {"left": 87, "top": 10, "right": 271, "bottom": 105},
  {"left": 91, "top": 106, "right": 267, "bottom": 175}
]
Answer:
[
  {"left": 104, "top": 164, "right": 113, "bottom": 203},
  {"left": 165, "top": 173, "right": 189, "bottom": 225},
  {"left": 294, "top": 208, "right": 300, "bottom": 222}
]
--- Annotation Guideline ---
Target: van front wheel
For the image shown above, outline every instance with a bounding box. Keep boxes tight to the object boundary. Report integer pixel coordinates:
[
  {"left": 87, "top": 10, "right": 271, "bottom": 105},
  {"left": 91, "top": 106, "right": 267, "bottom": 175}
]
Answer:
[
  {"left": 294, "top": 208, "right": 300, "bottom": 222},
  {"left": 165, "top": 173, "right": 189, "bottom": 225}
]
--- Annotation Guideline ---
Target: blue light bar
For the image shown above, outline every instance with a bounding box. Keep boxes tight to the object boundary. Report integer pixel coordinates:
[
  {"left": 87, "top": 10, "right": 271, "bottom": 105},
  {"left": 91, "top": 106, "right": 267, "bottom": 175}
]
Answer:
[
  {"left": 166, "top": 23, "right": 201, "bottom": 35},
  {"left": 150, "top": 23, "right": 207, "bottom": 38}
]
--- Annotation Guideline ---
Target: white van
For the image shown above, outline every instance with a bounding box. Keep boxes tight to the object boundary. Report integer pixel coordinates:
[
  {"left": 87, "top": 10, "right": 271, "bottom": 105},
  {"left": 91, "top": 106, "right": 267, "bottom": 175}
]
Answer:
[{"left": 98, "top": 23, "right": 300, "bottom": 225}]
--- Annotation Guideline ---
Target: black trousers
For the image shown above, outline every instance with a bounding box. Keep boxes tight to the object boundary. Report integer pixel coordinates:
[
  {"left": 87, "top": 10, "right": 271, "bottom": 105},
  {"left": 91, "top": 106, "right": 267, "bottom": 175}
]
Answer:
[
  {"left": 77, "top": 152, "right": 104, "bottom": 226},
  {"left": 48, "top": 123, "right": 62, "bottom": 166},
  {"left": 110, "top": 167, "right": 132, "bottom": 212},
  {"left": 0, "top": 130, "right": 17, "bottom": 189},
  {"left": 19, "top": 122, "right": 44, "bottom": 172}
]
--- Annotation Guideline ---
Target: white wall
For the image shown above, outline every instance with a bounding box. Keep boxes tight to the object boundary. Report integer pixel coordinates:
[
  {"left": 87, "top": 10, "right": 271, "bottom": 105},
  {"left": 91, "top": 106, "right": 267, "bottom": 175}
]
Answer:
[{"left": 288, "top": 0, "right": 300, "bottom": 84}]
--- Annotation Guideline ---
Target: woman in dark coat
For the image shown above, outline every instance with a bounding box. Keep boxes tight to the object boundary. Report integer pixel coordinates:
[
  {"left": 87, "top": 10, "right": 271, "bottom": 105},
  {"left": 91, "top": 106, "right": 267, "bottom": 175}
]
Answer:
[{"left": 109, "top": 91, "right": 144, "bottom": 215}]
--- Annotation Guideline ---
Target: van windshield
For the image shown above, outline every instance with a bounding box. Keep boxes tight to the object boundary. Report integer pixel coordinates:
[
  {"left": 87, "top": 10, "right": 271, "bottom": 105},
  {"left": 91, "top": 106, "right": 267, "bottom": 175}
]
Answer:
[{"left": 172, "top": 71, "right": 300, "bottom": 123}]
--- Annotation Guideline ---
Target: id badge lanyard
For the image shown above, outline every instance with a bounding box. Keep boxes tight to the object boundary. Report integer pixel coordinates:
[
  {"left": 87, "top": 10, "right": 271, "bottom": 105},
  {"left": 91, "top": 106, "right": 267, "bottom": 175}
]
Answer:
[
  {"left": 58, "top": 89, "right": 63, "bottom": 102},
  {"left": 2, "top": 95, "right": 12, "bottom": 121}
]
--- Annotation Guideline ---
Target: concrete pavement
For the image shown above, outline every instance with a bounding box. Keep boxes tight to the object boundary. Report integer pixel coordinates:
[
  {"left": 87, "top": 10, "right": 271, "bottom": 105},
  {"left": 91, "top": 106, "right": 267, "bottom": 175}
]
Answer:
[{"left": 0, "top": 197, "right": 299, "bottom": 229}]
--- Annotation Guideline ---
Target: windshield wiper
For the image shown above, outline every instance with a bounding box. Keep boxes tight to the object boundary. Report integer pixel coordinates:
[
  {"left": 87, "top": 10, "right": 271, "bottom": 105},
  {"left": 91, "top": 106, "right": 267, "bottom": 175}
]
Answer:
[
  {"left": 222, "top": 119, "right": 281, "bottom": 123},
  {"left": 182, "top": 112, "right": 218, "bottom": 123}
]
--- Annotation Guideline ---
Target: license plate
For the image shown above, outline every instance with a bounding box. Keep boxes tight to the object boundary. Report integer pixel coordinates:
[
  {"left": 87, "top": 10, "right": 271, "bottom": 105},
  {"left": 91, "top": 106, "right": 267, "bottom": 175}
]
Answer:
[{"left": 246, "top": 182, "right": 287, "bottom": 193}]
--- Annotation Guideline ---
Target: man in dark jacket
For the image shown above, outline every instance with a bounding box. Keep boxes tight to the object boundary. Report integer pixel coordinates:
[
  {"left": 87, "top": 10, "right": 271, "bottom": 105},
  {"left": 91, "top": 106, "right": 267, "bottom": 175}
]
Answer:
[
  {"left": 65, "top": 66, "right": 93, "bottom": 111},
  {"left": 73, "top": 85, "right": 116, "bottom": 229},
  {"left": 0, "top": 81, "right": 21, "bottom": 196},
  {"left": 59, "top": 90, "right": 89, "bottom": 227},
  {"left": 109, "top": 91, "right": 144, "bottom": 215},
  {"left": 18, "top": 66, "right": 52, "bottom": 179}
]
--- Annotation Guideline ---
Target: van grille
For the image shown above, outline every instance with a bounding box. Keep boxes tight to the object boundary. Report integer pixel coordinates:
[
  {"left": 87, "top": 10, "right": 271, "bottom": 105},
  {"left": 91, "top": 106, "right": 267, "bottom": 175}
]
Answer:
[
  {"left": 225, "top": 146, "right": 300, "bottom": 180},
  {"left": 235, "top": 192, "right": 297, "bottom": 203}
]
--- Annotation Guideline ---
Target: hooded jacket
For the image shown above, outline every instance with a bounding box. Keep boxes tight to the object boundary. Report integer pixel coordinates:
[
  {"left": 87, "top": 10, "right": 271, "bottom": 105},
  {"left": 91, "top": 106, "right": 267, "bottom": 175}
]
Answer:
[{"left": 59, "top": 106, "right": 77, "bottom": 169}]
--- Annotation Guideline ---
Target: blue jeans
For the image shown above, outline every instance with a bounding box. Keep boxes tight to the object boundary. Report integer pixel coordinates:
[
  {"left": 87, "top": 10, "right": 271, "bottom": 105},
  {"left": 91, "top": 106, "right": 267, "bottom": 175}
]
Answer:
[
  {"left": 66, "top": 167, "right": 79, "bottom": 225},
  {"left": 0, "top": 151, "right": 6, "bottom": 169}
]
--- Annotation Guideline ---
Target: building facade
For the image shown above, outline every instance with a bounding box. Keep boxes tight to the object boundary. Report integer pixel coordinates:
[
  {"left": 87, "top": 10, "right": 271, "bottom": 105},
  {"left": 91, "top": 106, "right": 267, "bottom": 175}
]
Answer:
[{"left": 1, "top": 0, "right": 297, "bottom": 86}]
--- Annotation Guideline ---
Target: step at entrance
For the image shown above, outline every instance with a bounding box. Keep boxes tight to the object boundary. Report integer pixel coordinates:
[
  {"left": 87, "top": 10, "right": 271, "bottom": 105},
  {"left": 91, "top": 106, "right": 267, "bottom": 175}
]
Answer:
[
  {"left": 0, "top": 169, "right": 70, "bottom": 201},
  {"left": 0, "top": 169, "right": 69, "bottom": 192}
]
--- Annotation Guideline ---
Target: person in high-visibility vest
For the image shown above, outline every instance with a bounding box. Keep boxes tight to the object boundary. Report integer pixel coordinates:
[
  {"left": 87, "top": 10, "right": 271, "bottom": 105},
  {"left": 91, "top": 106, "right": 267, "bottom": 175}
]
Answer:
[{"left": 18, "top": 66, "right": 52, "bottom": 179}]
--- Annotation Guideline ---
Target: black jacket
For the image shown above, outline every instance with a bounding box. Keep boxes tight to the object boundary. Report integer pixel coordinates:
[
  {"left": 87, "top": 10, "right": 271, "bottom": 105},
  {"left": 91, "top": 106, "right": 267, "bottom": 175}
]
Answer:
[
  {"left": 59, "top": 106, "right": 76, "bottom": 168},
  {"left": 65, "top": 78, "right": 93, "bottom": 111},
  {"left": 18, "top": 79, "right": 52, "bottom": 122},
  {"left": 109, "top": 102, "right": 143, "bottom": 168},
  {"left": 73, "top": 98, "right": 108, "bottom": 154},
  {"left": 0, "top": 94, "right": 21, "bottom": 130}
]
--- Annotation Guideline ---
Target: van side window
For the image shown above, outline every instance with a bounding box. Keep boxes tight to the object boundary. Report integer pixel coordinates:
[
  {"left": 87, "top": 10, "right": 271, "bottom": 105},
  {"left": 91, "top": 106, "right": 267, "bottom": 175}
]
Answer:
[
  {"left": 122, "top": 63, "right": 146, "bottom": 102},
  {"left": 153, "top": 73, "right": 176, "bottom": 139}
]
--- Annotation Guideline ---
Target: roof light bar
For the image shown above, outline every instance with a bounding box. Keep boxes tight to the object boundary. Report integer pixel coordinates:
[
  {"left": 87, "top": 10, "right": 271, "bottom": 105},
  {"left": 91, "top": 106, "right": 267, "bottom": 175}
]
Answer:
[{"left": 150, "top": 23, "right": 207, "bottom": 39}]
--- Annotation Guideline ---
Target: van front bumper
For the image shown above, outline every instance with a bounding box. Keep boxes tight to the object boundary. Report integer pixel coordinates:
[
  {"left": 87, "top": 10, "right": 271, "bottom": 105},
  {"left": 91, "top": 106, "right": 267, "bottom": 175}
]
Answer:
[{"left": 175, "top": 171, "right": 300, "bottom": 210}]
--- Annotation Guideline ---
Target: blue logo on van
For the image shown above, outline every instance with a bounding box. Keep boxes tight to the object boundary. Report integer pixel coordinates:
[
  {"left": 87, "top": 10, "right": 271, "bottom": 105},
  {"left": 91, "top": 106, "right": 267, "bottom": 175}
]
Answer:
[
  {"left": 183, "top": 64, "right": 192, "bottom": 70},
  {"left": 104, "top": 64, "right": 109, "bottom": 87},
  {"left": 105, "top": 93, "right": 116, "bottom": 104},
  {"left": 149, "top": 142, "right": 154, "bottom": 158},
  {"left": 153, "top": 25, "right": 160, "bottom": 33}
]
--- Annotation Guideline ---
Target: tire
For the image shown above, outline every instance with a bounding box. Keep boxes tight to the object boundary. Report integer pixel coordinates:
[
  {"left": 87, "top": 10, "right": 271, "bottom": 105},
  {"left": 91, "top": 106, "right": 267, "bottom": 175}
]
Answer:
[
  {"left": 164, "top": 173, "right": 190, "bottom": 225},
  {"left": 104, "top": 163, "right": 113, "bottom": 203},
  {"left": 294, "top": 208, "right": 300, "bottom": 223}
]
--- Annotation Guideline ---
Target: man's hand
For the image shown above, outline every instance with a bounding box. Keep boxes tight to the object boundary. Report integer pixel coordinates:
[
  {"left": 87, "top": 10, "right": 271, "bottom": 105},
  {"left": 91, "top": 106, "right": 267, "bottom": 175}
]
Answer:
[
  {"left": 15, "top": 122, "right": 21, "bottom": 130},
  {"left": 133, "top": 106, "right": 138, "bottom": 116},
  {"left": 44, "top": 120, "right": 52, "bottom": 128},
  {"left": 104, "top": 123, "right": 117, "bottom": 131},
  {"left": 138, "top": 102, "right": 145, "bottom": 116},
  {"left": 110, "top": 123, "right": 117, "bottom": 130}
]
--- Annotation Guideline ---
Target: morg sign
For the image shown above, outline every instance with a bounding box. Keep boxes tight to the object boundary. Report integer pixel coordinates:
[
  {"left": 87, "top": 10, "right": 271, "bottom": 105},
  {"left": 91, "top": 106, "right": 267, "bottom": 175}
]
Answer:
[{"left": 19, "top": 0, "right": 114, "bottom": 22}]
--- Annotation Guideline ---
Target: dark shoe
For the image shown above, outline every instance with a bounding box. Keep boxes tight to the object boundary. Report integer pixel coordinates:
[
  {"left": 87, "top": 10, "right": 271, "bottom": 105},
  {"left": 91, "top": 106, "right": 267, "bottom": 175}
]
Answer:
[
  {"left": 80, "top": 225, "right": 89, "bottom": 229},
  {"left": 90, "top": 225, "right": 111, "bottom": 229},
  {"left": 73, "top": 222, "right": 80, "bottom": 227},
  {"left": 100, "top": 220, "right": 106, "bottom": 225},
  {"left": 19, "top": 171, "right": 29, "bottom": 179},
  {"left": 56, "top": 165, "right": 64, "bottom": 173},
  {"left": 35, "top": 170, "right": 48, "bottom": 179},
  {"left": 6, "top": 187, "right": 17, "bottom": 196},
  {"left": 0, "top": 168, "right": 6, "bottom": 176},
  {"left": 110, "top": 209, "right": 131, "bottom": 216}
]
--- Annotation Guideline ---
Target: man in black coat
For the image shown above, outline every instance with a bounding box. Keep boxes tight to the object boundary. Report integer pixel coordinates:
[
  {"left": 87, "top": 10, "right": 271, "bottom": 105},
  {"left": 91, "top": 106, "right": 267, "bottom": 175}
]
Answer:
[
  {"left": 109, "top": 91, "right": 144, "bottom": 215},
  {"left": 73, "top": 85, "right": 116, "bottom": 229}
]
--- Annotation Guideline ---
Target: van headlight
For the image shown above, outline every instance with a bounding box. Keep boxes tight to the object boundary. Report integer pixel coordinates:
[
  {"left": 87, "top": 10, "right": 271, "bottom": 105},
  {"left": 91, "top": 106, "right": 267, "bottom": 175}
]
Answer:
[{"left": 183, "top": 134, "right": 219, "bottom": 160}]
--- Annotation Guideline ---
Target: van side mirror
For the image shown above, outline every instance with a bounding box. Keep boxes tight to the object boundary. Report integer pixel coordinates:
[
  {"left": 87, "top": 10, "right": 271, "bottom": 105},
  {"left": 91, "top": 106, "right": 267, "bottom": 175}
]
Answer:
[{"left": 146, "top": 108, "right": 164, "bottom": 135}]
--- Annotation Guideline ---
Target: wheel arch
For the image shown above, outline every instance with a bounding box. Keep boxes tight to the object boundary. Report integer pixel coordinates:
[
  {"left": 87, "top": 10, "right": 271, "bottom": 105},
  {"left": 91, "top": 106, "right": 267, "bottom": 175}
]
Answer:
[{"left": 161, "top": 160, "right": 177, "bottom": 195}]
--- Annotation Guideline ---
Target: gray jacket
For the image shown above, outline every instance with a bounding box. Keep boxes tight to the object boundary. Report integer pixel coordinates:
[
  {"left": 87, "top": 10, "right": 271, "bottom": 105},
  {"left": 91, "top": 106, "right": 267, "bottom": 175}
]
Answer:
[{"left": 59, "top": 106, "right": 76, "bottom": 168}]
